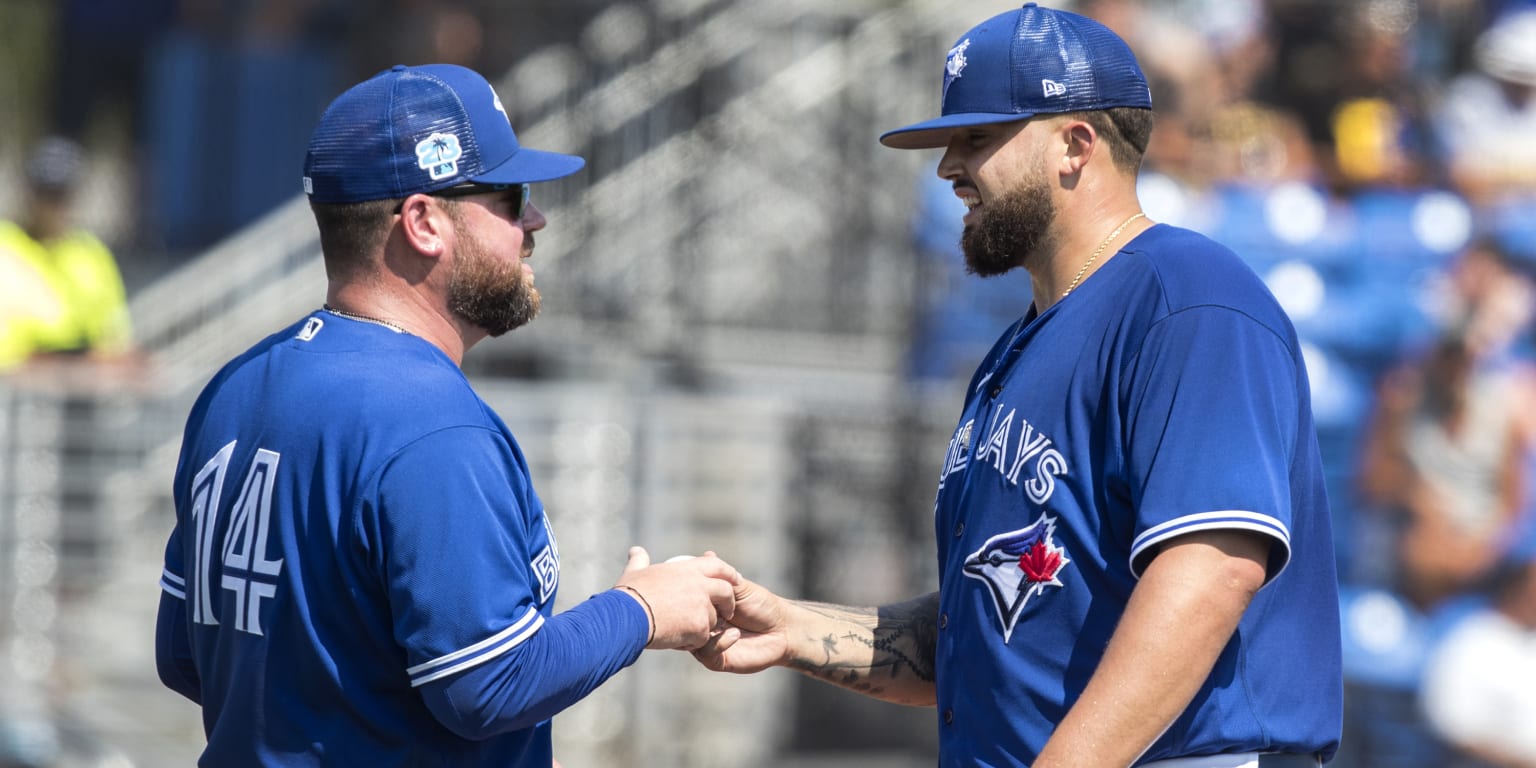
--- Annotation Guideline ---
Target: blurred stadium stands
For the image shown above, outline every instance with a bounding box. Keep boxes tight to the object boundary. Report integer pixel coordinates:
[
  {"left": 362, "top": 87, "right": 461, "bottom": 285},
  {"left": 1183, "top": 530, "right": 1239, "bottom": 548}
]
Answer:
[{"left": 2, "top": 0, "right": 1534, "bottom": 766}]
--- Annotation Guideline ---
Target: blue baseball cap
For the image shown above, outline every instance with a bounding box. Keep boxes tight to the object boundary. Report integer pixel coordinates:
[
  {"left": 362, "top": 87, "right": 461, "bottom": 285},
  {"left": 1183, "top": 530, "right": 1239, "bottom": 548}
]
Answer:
[
  {"left": 880, "top": 2, "right": 1152, "bottom": 150},
  {"left": 303, "top": 64, "right": 585, "bottom": 204}
]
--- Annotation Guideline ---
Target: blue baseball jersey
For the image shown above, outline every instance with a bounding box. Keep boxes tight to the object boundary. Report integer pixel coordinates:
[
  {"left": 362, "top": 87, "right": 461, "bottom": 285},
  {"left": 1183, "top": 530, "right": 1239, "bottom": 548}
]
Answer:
[
  {"left": 156, "top": 311, "right": 647, "bottom": 767},
  {"left": 931, "top": 225, "right": 1342, "bottom": 766}
]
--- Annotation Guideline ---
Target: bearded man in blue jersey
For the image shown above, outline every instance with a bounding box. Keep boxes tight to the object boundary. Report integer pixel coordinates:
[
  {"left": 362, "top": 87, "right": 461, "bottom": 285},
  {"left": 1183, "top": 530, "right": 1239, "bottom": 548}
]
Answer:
[
  {"left": 155, "top": 63, "right": 741, "bottom": 767},
  {"left": 694, "top": 5, "right": 1343, "bottom": 767}
]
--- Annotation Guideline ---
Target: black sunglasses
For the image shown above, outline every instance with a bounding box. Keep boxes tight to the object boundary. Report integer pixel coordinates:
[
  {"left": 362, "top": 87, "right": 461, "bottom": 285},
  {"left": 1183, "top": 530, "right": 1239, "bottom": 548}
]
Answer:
[{"left": 395, "top": 182, "right": 531, "bottom": 217}]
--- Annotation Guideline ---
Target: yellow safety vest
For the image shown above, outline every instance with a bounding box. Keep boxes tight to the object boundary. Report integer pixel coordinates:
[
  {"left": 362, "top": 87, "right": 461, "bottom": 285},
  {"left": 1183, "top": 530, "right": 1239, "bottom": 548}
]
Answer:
[{"left": 0, "top": 220, "right": 132, "bottom": 366}]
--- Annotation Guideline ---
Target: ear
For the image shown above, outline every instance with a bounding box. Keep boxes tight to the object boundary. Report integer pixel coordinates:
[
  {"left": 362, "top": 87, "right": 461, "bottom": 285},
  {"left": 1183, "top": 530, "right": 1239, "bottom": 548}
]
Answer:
[
  {"left": 1058, "top": 118, "right": 1097, "bottom": 177},
  {"left": 396, "top": 194, "right": 451, "bottom": 259}
]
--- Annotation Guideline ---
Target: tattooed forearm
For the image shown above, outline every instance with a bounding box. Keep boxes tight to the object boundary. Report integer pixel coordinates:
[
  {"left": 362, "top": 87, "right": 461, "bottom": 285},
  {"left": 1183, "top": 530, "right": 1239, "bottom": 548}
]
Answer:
[{"left": 784, "top": 592, "right": 939, "bottom": 706}]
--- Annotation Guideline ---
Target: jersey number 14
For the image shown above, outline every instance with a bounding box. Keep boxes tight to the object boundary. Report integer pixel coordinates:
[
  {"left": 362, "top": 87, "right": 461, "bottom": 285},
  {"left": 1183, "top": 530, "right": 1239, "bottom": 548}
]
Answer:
[{"left": 187, "top": 440, "right": 285, "bottom": 636}]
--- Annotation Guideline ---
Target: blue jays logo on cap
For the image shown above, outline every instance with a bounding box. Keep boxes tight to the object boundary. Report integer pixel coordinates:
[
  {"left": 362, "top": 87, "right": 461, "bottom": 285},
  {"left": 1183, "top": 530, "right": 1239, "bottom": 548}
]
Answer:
[
  {"left": 303, "top": 63, "right": 585, "bottom": 204},
  {"left": 943, "top": 38, "right": 971, "bottom": 99},
  {"left": 881, "top": 2, "right": 1152, "bottom": 150},
  {"left": 963, "top": 514, "right": 1071, "bottom": 643}
]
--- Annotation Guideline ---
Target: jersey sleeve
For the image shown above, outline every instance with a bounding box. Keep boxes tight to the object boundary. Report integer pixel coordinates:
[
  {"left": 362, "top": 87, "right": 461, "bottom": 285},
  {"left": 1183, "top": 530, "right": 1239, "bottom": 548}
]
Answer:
[
  {"left": 1122, "top": 306, "right": 1300, "bottom": 579},
  {"left": 417, "top": 589, "right": 649, "bottom": 739},
  {"left": 364, "top": 425, "right": 550, "bottom": 687},
  {"left": 365, "top": 425, "right": 649, "bottom": 736},
  {"left": 159, "top": 504, "right": 187, "bottom": 600},
  {"left": 155, "top": 513, "right": 201, "bottom": 701}
]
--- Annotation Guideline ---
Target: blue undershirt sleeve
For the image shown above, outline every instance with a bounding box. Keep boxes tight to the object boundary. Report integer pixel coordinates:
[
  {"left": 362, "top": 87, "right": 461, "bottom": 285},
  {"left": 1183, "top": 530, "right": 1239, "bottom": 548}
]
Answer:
[{"left": 417, "top": 588, "right": 649, "bottom": 739}]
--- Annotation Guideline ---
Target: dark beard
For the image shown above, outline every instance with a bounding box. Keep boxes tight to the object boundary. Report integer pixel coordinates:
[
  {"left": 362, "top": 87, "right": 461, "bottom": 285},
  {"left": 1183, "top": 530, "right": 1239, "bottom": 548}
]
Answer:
[
  {"left": 960, "top": 177, "right": 1055, "bottom": 277},
  {"left": 447, "top": 231, "right": 541, "bottom": 337}
]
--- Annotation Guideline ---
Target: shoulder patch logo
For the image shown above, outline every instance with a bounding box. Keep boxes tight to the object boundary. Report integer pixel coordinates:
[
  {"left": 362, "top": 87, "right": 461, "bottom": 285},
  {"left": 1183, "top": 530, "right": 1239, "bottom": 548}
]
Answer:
[
  {"left": 297, "top": 316, "right": 324, "bottom": 341},
  {"left": 416, "top": 132, "right": 464, "bottom": 180},
  {"left": 963, "top": 514, "right": 1071, "bottom": 643}
]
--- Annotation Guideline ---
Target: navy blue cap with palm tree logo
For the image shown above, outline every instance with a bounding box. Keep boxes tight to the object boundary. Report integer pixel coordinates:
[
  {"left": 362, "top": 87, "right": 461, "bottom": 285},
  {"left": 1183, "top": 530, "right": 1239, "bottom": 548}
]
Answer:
[{"left": 303, "top": 64, "right": 584, "bottom": 204}]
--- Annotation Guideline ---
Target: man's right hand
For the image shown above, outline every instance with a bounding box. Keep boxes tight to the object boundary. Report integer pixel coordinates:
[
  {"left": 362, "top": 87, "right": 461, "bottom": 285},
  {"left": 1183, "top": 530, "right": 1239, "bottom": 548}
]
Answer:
[
  {"left": 614, "top": 547, "right": 739, "bottom": 650},
  {"left": 689, "top": 576, "right": 792, "bottom": 674}
]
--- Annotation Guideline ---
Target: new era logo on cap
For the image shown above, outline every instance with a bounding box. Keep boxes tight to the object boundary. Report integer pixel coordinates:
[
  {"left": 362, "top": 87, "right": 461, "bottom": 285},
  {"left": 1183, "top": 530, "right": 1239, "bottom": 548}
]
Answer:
[
  {"left": 880, "top": 2, "right": 1152, "bottom": 150},
  {"left": 303, "top": 64, "right": 585, "bottom": 205}
]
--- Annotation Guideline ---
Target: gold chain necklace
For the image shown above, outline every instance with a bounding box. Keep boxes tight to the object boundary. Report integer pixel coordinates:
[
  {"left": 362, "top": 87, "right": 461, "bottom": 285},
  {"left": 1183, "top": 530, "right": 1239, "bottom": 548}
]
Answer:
[
  {"left": 1061, "top": 212, "right": 1146, "bottom": 298},
  {"left": 323, "top": 304, "right": 408, "bottom": 334}
]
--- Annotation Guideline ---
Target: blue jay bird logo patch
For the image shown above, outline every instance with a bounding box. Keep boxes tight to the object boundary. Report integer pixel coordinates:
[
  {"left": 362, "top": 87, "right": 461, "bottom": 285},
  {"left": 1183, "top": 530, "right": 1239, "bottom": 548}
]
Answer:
[
  {"left": 963, "top": 514, "right": 1070, "bottom": 643},
  {"left": 943, "top": 38, "right": 971, "bottom": 99},
  {"left": 416, "top": 132, "right": 464, "bottom": 180}
]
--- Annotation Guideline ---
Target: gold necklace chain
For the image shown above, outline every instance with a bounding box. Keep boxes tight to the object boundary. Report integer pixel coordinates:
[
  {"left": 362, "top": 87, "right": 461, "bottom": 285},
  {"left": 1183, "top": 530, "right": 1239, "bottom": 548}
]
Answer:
[
  {"left": 323, "top": 304, "right": 408, "bottom": 334},
  {"left": 1061, "top": 212, "right": 1146, "bottom": 298}
]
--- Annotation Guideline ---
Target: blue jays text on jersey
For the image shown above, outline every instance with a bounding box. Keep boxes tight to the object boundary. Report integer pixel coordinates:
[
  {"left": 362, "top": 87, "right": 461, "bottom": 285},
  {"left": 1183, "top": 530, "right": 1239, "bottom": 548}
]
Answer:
[{"left": 938, "top": 407, "right": 1067, "bottom": 505}]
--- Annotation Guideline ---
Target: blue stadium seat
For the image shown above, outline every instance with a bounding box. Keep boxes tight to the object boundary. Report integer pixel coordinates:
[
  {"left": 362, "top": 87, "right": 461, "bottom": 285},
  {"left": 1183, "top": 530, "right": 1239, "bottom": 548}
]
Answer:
[
  {"left": 1339, "top": 584, "right": 1431, "bottom": 689},
  {"left": 1334, "top": 585, "right": 1457, "bottom": 768}
]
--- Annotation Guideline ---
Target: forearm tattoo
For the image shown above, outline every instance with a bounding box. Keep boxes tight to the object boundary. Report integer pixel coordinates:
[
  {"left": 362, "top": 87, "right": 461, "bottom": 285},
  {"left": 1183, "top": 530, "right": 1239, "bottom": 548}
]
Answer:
[{"left": 787, "top": 592, "right": 939, "bottom": 704}]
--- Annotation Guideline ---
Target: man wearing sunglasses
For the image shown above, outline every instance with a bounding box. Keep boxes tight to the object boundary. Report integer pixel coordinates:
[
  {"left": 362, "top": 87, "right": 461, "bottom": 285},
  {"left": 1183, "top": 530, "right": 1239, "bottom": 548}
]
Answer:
[{"left": 154, "top": 63, "right": 742, "bottom": 767}]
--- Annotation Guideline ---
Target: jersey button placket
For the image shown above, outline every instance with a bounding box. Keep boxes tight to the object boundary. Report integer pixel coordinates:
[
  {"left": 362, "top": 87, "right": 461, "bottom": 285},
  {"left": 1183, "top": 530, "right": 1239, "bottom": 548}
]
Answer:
[{"left": 943, "top": 709, "right": 954, "bottom": 725}]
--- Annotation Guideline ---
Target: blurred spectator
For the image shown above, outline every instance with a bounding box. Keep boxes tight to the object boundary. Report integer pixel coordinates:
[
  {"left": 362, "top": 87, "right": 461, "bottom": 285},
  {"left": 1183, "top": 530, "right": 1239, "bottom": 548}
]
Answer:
[
  {"left": 0, "top": 137, "right": 134, "bottom": 371},
  {"left": 1206, "top": 100, "right": 1319, "bottom": 185},
  {"left": 1358, "top": 238, "right": 1536, "bottom": 609},
  {"left": 1432, "top": 8, "right": 1536, "bottom": 204},
  {"left": 1257, "top": 0, "right": 1438, "bottom": 192},
  {"left": 1326, "top": 0, "right": 1440, "bottom": 191},
  {"left": 1259, "top": 0, "right": 1356, "bottom": 173},
  {"left": 1083, "top": 0, "right": 1285, "bottom": 190},
  {"left": 1419, "top": 521, "right": 1536, "bottom": 768}
]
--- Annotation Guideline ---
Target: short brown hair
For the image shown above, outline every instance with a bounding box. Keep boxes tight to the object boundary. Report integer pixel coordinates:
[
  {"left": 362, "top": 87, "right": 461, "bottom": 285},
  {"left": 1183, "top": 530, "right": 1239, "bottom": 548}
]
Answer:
[
  {"left": 309, "top": 199, "right": 396, "bottom": 280},
  {"left": 1064, "top": 108, "right": 1153, "bottom": 173}
]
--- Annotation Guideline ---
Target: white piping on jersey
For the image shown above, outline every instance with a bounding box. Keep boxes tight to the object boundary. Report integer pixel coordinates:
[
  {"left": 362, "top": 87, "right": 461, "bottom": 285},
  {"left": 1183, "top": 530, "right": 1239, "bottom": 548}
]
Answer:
[
  {"left": 407, "top": 607, "right": 545, "bottom": 687},
  {"left": 160, "top": 570, "right": 187, "bottom": 600},
  {"left": 1129, "top": 510, "right": 1291, "bottom": 582},
  {"left": 1142, "top": 753, "right": 1262, "bottom": 768}
]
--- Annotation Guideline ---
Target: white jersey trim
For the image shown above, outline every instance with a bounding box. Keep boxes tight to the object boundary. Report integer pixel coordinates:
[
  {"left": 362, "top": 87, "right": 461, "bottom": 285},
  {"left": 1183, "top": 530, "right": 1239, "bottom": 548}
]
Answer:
[
  {"left": 1142, "top": 753, "right": 1260, "bottom": 768},
  {"left": 1129, "top": 510, "right": 1291, "bottom": 582},
  {"left": 161, "top": 569, "right": 187, "bottom": 600},
  {"left": 407, "top": 606, "right": 545, "bottom": 687}
]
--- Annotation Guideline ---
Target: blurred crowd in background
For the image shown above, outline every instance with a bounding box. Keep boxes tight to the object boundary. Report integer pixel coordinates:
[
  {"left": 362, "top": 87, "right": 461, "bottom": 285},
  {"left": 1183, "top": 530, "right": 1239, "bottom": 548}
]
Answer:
[{"left": 1, "top": 0, "right": 1535, "bottom": 766}]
